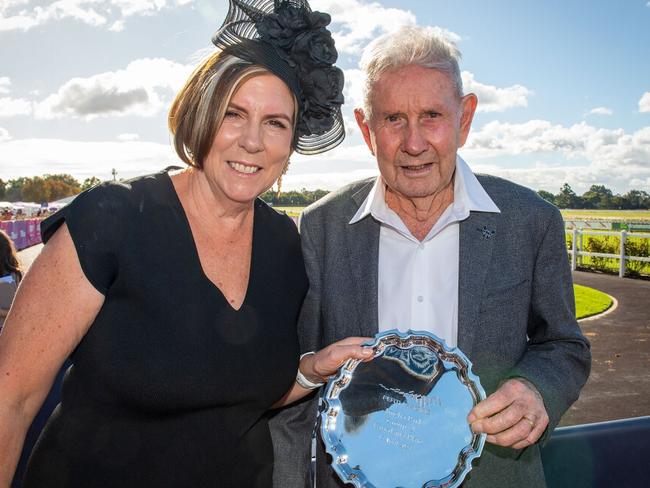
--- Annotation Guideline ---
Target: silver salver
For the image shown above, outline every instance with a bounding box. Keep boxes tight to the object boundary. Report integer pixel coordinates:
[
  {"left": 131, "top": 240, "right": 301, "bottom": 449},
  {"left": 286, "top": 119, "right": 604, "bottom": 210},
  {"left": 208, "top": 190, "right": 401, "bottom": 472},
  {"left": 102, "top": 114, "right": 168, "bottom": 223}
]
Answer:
[{"left": 320, "top": 329, "right": 486, "bottom": 488}]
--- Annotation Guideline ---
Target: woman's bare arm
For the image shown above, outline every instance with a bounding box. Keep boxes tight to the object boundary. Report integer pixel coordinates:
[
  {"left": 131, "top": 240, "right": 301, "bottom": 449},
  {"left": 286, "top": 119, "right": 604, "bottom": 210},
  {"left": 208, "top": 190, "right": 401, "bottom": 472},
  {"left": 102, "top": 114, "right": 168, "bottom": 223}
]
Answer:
[
  {"left": 0, "top": 224, "right": 104, "bottom": 487},
  {"left": 273, "top": 337, "right": 373, "bottom": 408}
]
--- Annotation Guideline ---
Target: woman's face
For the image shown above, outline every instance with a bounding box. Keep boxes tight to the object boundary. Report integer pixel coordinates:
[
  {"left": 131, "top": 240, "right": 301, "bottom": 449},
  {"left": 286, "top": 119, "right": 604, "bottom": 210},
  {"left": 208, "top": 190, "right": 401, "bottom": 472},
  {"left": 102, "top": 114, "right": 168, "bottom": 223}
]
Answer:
[{"left": 202, "top": 73, "right": 295, "bottom": 206}]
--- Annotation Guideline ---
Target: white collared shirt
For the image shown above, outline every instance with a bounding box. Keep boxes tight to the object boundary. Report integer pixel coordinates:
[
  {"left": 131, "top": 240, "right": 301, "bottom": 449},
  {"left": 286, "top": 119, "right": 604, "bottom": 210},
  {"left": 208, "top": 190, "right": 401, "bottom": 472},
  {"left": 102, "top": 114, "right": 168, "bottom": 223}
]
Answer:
[{"left": 349, "top": 156, "right": 500, "bottom": 347}]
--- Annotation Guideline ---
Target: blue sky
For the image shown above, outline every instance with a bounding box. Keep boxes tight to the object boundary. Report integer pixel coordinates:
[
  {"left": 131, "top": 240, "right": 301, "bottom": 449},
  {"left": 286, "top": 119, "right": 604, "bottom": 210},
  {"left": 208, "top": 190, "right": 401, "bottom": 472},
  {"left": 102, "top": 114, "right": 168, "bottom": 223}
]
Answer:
[{"left": 1, "top": 0, "right": 649, "bottom": 194}]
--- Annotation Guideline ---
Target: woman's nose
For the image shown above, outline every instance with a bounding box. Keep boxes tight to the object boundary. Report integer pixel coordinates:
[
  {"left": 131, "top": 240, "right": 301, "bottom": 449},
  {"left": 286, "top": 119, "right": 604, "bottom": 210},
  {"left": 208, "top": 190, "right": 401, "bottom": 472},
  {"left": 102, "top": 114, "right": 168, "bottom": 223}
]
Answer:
[{"left": 239, "top": 121, "right": 264, "bottom": 153}]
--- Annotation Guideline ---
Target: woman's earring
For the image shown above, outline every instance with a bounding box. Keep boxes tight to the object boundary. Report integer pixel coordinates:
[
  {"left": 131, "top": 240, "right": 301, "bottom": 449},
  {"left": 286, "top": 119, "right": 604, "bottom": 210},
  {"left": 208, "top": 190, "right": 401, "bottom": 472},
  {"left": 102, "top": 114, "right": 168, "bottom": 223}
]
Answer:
[{"left": 276, "top": 160, "right": 290, "bottom": 199}]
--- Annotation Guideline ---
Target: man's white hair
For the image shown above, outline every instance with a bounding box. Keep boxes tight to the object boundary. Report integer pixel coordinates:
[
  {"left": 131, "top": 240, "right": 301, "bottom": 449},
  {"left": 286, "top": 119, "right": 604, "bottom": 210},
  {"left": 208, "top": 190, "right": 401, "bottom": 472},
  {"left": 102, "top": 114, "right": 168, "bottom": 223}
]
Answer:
[{"left": 360, "top": 25, "right": 463, "bottom": 119}]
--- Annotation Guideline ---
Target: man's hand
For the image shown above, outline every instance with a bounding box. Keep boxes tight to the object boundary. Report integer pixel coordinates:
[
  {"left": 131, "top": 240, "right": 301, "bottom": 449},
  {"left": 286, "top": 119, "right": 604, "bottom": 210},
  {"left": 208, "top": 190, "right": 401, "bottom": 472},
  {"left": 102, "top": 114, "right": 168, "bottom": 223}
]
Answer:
[{"left": 467, "top": 378, "right": 549, "bottom": 449}]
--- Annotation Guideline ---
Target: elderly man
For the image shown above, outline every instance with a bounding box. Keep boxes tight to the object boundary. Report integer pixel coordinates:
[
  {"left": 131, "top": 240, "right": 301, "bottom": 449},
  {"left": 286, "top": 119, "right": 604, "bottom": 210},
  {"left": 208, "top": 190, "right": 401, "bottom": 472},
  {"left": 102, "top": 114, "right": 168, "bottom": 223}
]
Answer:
[{"left": 270, "top": 25, "right": 591, "bottom": 488}]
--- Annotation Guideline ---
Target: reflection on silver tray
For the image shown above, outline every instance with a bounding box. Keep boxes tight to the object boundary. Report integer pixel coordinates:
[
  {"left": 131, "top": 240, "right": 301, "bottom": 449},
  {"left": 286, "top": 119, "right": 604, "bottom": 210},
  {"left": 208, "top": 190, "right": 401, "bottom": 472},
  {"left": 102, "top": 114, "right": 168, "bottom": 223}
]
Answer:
[{"left": 320, "top": 329, "right": 486, "bottom": 488}]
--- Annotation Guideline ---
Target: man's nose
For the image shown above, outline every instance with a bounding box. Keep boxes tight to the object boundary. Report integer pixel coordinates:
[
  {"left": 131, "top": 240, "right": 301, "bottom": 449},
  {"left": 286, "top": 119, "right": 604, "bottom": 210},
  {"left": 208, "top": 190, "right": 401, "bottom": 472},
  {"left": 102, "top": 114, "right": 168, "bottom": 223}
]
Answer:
[
  {"left": 239, "top": 121, "right": 264, "bottom": 153},
  {"left": 402, "top": 123, "right": 428, "bottom": 155}
]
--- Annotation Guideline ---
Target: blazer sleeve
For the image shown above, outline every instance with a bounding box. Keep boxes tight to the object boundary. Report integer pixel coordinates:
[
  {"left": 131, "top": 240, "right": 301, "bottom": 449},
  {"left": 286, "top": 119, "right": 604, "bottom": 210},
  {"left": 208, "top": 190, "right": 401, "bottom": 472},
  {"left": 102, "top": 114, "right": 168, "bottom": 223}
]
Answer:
[
  {"left": 269, "top": 211, "right": 323, "bottom": 488},
  {"left": 508, "top": 206, "right": 592, "bottom": 438}
]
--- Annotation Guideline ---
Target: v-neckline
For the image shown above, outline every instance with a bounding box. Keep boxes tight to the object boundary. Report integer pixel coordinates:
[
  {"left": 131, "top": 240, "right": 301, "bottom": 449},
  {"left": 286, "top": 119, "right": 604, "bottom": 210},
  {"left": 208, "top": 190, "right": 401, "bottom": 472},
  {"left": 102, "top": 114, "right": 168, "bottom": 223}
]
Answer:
[{"left": 163, "top": 171, "right": 257, "bottom": 312}]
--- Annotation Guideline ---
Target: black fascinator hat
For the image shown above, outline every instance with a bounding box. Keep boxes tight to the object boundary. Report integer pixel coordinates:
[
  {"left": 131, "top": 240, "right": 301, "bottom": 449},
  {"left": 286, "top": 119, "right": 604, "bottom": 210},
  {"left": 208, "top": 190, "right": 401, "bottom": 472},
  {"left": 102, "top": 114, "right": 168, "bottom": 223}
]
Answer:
[{"left": 212, "top": 0, "right": 345, "bottom": 155}]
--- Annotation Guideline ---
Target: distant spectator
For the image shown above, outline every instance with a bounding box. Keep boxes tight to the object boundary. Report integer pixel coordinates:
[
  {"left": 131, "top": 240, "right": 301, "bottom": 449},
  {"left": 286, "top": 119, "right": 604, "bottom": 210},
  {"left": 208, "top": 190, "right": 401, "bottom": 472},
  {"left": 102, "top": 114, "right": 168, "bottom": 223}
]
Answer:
[{"left": 0, "top": 229, "right": 22, "bottom": 330}]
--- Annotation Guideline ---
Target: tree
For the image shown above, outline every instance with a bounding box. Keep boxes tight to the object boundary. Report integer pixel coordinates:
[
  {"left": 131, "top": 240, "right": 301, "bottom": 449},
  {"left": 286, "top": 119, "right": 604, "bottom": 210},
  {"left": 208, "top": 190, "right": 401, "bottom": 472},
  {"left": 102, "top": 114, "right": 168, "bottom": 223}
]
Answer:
[
  {"left": 0, "top": 179, "right": 5, "bottom": 200},
  {"left": 21, "top": 177, "right": 48, "bottom": 202},
  {"left": 537, "top": 190, "right": 555, "bottom": 205},
  {"left": 8, "top": 174, "right": 81, "bottom": 202},
  {"left": 82, "top": 176, "right": 102, "bottom": 191},
  {"left": 42, "top": 174, "right": 81, "bottom": 201},
  {"left": 582, "top": 185, "right": 613, "bottom": 209},
  {"left": 5, "top": 177, "right": 29, "bottom": 201},
  {"left": 554, "top": 183, "right": 580, "bottom": 209},
  {"left": 621, "top": 190, "right": 650, "bottom": 210}
]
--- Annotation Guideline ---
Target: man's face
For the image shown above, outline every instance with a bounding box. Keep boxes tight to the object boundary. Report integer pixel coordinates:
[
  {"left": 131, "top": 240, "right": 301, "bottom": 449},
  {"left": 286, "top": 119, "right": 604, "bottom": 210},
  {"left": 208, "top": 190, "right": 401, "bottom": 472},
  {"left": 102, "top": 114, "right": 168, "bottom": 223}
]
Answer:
[{"left": 355, "top": 64, "right": 477, "bottom": 201}]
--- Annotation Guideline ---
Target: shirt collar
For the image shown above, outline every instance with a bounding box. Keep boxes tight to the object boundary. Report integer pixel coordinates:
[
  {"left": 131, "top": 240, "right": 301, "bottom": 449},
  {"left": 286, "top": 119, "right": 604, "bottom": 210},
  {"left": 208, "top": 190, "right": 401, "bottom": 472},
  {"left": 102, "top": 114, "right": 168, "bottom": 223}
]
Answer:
[{"left": 349, "top": 155, "right": 500, "bottom": 229}]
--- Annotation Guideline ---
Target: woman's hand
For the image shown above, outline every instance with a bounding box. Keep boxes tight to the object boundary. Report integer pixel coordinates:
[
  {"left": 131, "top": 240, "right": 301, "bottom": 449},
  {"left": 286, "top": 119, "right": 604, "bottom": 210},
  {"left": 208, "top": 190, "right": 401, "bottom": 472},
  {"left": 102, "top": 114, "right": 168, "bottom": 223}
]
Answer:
[
  {"left": 300, "top": 337, "right": 374, "bottom": 384},
  {"left": 272, "top": 337, "right": 374, "bottom": 408}
]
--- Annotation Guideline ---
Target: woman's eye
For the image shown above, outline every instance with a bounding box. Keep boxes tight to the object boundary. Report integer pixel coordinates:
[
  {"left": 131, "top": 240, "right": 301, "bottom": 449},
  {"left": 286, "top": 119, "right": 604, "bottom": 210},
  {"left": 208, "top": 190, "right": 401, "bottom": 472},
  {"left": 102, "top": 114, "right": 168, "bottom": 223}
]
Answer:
[
  {"left": 269, "top": 119, "right": 288, "bottom": 129},
  {"left": 224, "top": 110, "right": 239, "bottom": 118}
]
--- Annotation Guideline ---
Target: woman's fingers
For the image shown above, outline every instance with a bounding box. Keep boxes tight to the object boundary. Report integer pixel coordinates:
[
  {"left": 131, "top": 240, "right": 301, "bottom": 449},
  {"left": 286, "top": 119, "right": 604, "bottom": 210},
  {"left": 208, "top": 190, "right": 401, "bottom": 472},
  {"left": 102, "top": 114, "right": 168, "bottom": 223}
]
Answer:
[{"left": 309, "top": 338, "right": 374, "bottom": 380}]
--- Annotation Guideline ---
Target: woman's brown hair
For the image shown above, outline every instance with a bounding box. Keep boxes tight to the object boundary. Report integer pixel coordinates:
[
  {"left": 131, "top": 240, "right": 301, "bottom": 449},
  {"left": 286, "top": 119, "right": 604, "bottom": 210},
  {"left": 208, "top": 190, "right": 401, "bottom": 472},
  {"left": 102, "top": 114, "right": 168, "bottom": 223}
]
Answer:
[
  {"left": 168, "top": 51, "right": 295, "bottom": 169},
  {"left": 0, "top": 230, "right": 22, "bottom": 281}
]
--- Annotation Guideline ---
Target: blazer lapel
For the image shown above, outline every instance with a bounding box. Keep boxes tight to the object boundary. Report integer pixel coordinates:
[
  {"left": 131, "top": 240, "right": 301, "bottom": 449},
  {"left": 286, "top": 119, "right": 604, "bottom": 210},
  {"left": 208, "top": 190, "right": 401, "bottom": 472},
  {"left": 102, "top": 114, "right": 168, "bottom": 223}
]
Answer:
[
  {"left": 458, "top": 211, "right": 498, "bottom": 359},
  {"left": 344, "top": 184, "right": 380, "bottom": 338}
]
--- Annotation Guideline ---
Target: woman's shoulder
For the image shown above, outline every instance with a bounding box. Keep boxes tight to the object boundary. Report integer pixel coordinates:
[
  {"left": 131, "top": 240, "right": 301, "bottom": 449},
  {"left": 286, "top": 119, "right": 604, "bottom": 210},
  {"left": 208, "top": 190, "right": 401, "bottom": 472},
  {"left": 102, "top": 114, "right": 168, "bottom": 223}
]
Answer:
[
  {"left": 255, "top": 199, "right": 298, "bottom": 228},
  {"left": 80, "top": 171, "right": 171, "bottom": 207},
  {"left": 255, "top": 199, "right": 300, "bottom": 243},
  {"left": 41, "top": 171, "right": 172, "bottom": 243}
]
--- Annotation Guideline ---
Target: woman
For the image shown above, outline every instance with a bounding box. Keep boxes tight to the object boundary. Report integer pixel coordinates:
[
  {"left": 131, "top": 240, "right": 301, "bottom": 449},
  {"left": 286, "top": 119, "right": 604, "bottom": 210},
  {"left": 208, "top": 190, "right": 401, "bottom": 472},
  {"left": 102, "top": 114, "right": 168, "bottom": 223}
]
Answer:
[
  {"left": 0, "top": 229, "right": 22, "bottom": 331},
  {"left": 0, "top": 1, "right": 371, "bottom": 487}
]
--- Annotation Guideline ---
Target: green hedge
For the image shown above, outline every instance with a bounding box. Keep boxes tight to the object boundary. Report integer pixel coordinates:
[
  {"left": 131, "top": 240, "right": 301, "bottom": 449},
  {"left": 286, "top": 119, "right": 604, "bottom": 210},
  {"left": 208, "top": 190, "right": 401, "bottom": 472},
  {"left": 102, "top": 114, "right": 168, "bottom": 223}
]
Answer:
[{"left": 565, "top": 233, "right": 649, "bottom": 278}]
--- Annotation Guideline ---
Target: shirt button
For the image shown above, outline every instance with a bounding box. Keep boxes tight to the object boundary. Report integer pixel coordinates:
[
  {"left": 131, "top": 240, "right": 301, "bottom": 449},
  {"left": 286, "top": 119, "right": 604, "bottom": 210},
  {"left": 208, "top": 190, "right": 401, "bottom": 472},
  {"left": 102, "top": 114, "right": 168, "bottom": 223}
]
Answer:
[{"left": 417, "top": 295, "right": 424, "bottom": 302}]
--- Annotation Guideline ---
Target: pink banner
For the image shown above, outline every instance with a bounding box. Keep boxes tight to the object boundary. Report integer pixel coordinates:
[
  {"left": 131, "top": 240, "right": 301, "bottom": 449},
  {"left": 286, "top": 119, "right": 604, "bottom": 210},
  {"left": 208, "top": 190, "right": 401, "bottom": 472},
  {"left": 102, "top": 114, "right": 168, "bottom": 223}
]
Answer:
[{"left": 0, "top": 219, "right": 42, "bottom": 250}]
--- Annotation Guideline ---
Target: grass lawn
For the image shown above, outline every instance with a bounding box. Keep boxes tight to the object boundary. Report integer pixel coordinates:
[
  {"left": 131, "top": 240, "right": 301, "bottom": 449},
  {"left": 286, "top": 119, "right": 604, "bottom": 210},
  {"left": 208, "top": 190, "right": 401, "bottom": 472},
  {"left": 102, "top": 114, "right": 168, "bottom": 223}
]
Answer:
[
  {"left": 273, "top": 206, "right": 304, "bottom": 217},
  {"left": 574, "top": 284, "right": 613, "bottom": 320},
  {"left": 561, "top": 209, "right": 650, "bottom": 220}
]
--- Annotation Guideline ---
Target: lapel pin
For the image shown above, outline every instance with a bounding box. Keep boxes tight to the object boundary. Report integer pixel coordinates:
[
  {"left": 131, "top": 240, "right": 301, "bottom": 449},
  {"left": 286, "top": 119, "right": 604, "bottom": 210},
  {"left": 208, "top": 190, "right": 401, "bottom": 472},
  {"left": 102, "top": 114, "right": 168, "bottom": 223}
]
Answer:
[{"left": 478, "top": 225, "right": 496, "bottom": 239}]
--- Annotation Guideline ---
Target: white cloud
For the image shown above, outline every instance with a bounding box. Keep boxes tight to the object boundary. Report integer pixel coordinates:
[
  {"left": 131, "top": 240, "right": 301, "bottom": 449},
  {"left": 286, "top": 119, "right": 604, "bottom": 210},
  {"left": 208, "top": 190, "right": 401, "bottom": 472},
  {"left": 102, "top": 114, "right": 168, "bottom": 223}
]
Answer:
[
  {"left": 35, "top": 58, "right": 192, "bottom": 120},
  {"left": 342, "top": 68, "right": 364, "bottom": 109},
  {"left": 0, "top": 137, "right": 179, "bottom": 181},
  {"left": 345, "top": 68, "right": 531, "bottom": 117},
  {"left": 465, "top": 162, "right": 650, "bottom": 195},
  {"left": 342, "top": 114, "right": 360, "bottom": 136},
  {"left": 0, "top": 96, "right": 32, "bottom": 117},
  {"left": 464, "top": 120, "right": 650, "bottom": 191},
  {"left": 0, "top": 77, "right": 10, "bottom": 94},
  {"left": 111, "top": 0, "right": 167, "bottom": 17},
  {"left": 312, "top": 0, "right": 420, "bottom": 54},
  {"left": 109, "top": 20, "right": 125, "bottom": 32},
  {"left": 639, "top": 92, "right": 650, "bottom": 113},
  {"left": 289, "top": 126, "right": 650, "bottom": 193},
  {"left": 117, "top": 132, "right": 140, "bottom": 141},
  {"left": 462, "top": 71, "right": 531, "bottom": 113},
  {"left": 0, "top": 127, "right": 10, "bottom": 142},
  {"left": 586, "top": 106, "right": 613, "bottom": 116},
  {"left": 0, "top": 0, "right": 191, "bottom": 32},
  {"left": 284, "top": 168, "right": 378, "bottom": 191}
]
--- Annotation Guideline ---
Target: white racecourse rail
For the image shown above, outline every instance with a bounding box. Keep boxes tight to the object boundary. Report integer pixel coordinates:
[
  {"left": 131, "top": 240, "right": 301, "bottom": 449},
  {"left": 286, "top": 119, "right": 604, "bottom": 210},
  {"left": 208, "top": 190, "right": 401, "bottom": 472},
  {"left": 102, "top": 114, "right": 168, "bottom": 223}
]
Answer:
[{"left": 565, "top": 229, "right": 650, "bottom": 278}]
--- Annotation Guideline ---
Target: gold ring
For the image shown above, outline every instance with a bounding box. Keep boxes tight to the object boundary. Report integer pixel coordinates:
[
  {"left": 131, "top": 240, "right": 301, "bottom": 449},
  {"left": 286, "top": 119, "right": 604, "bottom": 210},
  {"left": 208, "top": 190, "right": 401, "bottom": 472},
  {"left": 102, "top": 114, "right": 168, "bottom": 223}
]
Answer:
[{"left": 523, "top": 415, "right": 535, "bottom": 429}]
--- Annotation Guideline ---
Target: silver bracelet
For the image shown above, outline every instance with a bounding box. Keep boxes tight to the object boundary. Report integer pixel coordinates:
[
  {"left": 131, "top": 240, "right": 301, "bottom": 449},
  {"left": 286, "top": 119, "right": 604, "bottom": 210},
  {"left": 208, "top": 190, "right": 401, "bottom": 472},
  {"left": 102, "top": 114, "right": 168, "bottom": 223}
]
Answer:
[{"left": 296, "top": 351, "right": 325, "bottom": 390}]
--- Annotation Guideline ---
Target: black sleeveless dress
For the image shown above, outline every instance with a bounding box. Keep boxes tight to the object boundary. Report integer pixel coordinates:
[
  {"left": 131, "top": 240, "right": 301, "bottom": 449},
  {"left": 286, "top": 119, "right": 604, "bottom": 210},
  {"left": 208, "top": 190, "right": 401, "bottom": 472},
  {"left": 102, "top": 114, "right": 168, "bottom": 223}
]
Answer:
[{"left": 23, "top": 171, "right": 307, "bottom": 488}]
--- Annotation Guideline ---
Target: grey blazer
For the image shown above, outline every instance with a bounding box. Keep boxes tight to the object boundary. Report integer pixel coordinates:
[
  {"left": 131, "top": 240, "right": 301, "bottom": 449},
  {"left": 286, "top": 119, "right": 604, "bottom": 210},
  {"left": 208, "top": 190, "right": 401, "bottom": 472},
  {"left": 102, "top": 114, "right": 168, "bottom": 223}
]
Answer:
[{"left": 270, "top": 174, "right": 591, "bottom": 488}]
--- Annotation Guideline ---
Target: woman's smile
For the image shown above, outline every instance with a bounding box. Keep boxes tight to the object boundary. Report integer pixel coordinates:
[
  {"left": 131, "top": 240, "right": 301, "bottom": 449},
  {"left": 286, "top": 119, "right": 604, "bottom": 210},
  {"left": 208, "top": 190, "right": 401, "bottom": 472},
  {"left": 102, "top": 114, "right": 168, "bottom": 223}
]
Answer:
[{"left": 227, "top": 160, "right": 262, "bottom": 175}]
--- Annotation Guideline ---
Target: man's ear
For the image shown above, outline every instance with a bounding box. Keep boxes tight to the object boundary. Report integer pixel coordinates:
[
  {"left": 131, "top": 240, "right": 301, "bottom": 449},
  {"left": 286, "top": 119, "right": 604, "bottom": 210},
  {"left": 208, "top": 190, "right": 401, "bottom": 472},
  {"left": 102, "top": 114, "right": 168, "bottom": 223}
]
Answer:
[
  {"left": 458, "top": 93, "right": 478, "bottom": 148},
  {"left": 354, "top": 108, "right": 375, "bottom": 155}
]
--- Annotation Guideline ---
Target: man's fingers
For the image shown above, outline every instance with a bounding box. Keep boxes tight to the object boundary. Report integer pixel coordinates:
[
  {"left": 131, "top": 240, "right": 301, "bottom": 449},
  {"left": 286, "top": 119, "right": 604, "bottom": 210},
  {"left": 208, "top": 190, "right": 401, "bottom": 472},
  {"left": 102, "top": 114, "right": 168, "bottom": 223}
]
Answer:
[
  {"left": 485, "top": 417, "right": 536, "bottom": 447},
  {"left": 467, "top": 387, "right": 512, "bottom": 423},
  {"left": 468, "top": 377, "right": 550, "bottom": 448},
  {"left": 470, "top": 402, "right": 525, "bottom": 435}
]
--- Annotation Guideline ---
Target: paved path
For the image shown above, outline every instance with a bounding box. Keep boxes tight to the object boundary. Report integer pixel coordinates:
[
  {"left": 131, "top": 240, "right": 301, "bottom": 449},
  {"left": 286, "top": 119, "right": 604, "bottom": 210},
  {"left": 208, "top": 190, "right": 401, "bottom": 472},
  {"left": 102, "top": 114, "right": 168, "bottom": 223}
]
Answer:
[
  {"left": 18, "top": 246, "right": 649, "bottom": 425},
  {"left": 561, "top": 271, "right": 650, "bottom": 426}
]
